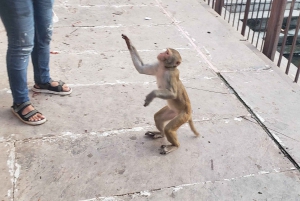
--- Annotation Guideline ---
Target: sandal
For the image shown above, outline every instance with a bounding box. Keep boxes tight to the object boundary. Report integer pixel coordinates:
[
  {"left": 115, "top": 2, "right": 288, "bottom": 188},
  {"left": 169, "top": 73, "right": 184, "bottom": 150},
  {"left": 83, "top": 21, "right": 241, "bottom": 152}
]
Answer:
[
  {"left": 32, "top": 79, "right": 72, "bottom": 95},
  {"left": 11, "top": 101, "right": 47, "bottom": 125}
]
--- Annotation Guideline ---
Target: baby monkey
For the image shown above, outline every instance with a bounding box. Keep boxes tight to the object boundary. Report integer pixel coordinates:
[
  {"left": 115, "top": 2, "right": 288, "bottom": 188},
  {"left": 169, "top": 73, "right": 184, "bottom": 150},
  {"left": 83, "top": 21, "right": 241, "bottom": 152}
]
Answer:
[{"left": 122, "top": 34, "right": 199, "bottom": 154}]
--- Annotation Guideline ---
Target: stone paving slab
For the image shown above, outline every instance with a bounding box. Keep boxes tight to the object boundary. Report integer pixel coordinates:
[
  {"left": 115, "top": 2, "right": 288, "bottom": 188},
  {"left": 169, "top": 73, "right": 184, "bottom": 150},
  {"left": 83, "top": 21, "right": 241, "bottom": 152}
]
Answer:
[
  {"left": 0, "top": 142, "right": 14, "bottom": 201},
  {"left": 42, "top": 49, "right": 212, "bottom": 86},
  {"left": 170, "top": 0, "right": 300, "bottom": 167},
  {"left": 89, "top": 170, "right": 300, "bottom": 201},
  {"left": 79, "top": 0, "right": 151, "bottom": 5},
  {"left": 222, "top": 70, "right": 300, "bottom": 164},
  {"left": 50, "top": 26, "right": 189, "bottom": 53},
  {"left": 53, "top": 4, "right": 167, "bottom": 27},
  {"left": 1, "top": 0, "right": 300, "bottom": 200},
  {"left": 0, "top": 77, "right": 247, "bottom": 140},
  {"left": 160, "top": 0, "right": 300, "bottom": 166},
  {"left": 0, "top": 57, "right": 9, "bottom": 89},
  {"left": 0, "top": 49, "right": 211, "bottom": 89},
  {"left": 0, "top": 26, "right": 6, "bottom": 51},
  {"left": 13, "top": 118, "right": 294, "bottom": 201},
  {"left": 160, "top": 0, "right": 267, "bottom": 73},
  {"left": 56, "top": 0, "right": 153, "bottom": 6}
]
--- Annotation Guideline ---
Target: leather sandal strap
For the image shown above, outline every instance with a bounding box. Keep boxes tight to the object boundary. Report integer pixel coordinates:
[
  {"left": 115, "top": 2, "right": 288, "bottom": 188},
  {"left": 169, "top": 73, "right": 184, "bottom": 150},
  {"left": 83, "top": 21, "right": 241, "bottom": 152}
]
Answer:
[
  {"left": 35, "top": 79, "right": 53, "bottom": 90},
  {"left": 13, "top": 101, "right": 31, "bottom": 113},
  {"left": 23, "top": 109, "right": 39, "bottom": 119},
  {"left": 35, "top": 82, "right": 50, "bottom": 89},
  {"left": 48, "top": 80, "right": 65, "bottom": 92},
  {"left": 35, "top": 79, "right": 67, "bottom": 93}
]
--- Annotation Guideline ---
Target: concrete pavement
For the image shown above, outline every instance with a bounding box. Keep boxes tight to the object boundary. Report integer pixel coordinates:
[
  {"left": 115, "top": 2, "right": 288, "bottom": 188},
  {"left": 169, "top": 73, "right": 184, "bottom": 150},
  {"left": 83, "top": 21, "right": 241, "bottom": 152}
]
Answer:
[{"left": 0, "top": 0, "right": 300, "bottom": 200}]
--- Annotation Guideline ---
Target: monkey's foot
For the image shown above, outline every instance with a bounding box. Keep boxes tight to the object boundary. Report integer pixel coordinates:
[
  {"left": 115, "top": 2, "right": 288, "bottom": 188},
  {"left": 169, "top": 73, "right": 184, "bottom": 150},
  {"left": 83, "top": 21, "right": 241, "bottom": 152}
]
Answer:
[
  {"left": 159, "top": 145, "right": 178, "bottom": 155},
  {"left": 145, "top": 131, "right": 163, "bottom": 139}
]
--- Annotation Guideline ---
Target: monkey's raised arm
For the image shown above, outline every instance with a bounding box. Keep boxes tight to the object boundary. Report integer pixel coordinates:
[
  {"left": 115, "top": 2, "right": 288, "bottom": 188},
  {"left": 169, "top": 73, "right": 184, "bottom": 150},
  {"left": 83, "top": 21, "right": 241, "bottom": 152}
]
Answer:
[
  {"left": 122, "top": 34, "right": 158, "bottom": 75},
  {"left": 130, "top": 46, "right": 159, "bottom": 75}
]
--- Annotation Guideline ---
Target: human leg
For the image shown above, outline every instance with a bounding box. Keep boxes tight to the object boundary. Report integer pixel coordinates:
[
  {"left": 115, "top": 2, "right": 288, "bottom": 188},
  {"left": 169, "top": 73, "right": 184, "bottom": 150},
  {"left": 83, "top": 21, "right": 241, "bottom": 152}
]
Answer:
[
  {"left": 0, "top": 0, "right": 34, "bottom": 104},
  {"left": 32, "top": 0, "right": 71, "bottom": 94},
  {"left": 31, "top": 0, "right": 53, "bottom": 85},
  {"left": 0, "top": 0, "right": 45, "bottom": 124}
]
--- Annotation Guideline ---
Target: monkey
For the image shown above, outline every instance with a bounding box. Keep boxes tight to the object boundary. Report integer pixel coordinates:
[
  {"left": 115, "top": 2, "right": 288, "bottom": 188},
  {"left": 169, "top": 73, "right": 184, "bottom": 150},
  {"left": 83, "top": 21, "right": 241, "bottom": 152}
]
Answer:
[{"left": 121, "top": 34, "right": 200, "bottom": 154}]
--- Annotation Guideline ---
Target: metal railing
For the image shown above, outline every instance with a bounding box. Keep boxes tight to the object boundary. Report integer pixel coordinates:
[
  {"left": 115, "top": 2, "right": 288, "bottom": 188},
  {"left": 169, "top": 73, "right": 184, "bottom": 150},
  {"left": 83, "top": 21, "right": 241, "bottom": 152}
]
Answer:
[{"left": 205, "top": 0, "right": 300, "bottom": 83}]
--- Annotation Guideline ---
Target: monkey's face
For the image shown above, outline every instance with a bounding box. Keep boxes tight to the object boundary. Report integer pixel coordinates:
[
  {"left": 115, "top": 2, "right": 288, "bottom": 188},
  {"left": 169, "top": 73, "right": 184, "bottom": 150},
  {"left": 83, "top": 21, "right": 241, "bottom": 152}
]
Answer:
[
  {"left": 157, "top": 49, "right": 171, "bottom": 62},
  {"left": 158, "top": 48, "right": 182, "bottom": 68}
]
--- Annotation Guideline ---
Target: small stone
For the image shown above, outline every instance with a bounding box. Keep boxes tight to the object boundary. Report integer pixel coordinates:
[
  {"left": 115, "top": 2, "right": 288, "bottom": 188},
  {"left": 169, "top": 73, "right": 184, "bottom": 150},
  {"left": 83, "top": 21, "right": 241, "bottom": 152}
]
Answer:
[
  {"left": 112, "top": 11, "right": 123, "bottom": 15},
  {"left": 130, "top": 136, "right": 137, "bottom": 140}
]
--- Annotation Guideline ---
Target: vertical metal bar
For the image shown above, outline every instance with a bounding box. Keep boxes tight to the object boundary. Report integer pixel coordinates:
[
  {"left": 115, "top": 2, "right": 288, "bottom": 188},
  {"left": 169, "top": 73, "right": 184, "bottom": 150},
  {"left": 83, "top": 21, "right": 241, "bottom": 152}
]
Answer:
[
  {"left": 263, "top": 0, "right": 287, "bottom": 61},
  {"left": 241, "top": 0, "right": 251, "bottom": 36},
  {"left": 228, "top": 0, "right": 233, "bottom": 23},
  {"left": 251, "top": 0, "right": 263, "bottom": 44},
  {"left": 215, "top": 0, "right": 224, "bottom": 15},
  {"left": 212, "top": 0, "right": 215, "bottom": 9},
  {"left": 295, "top": 67, "right": 300, "bottom": 83},
  {"left": 237, "top": 0, "right": 244, "bottom": 31},
  {"left": 232, "top": 0, "right": 238, "bottom": 27},
  {"left": 260, "top": 0, "right": 273, "bottom": 51},
  {"left": 255, "top": 0, "right": 268, "bottom": 47},
  {"left": 208, "top": 0, "right": 211, "bottom": 5},
  {"left": 224, "top": 0, "right": 228, "bottom": 19},
  {"left": 278, "top": 0, "right": 296, "bottom": 67},
  {"left": 286, "top": 12, "right": 300, "bottom": 74},
  {"left": 247, "top": 0, "right": 256, "bottom": 40}
]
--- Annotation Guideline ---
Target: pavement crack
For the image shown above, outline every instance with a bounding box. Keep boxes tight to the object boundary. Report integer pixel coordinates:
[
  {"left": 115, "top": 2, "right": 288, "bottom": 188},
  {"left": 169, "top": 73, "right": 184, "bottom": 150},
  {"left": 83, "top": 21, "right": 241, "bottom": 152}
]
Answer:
[
  {"left": 1, "top": 126, "right": 154, "bottom": 144},
  {"left": 219, "top": 66, "right": 272, "bottom": 73},
  {"left": 76, "top": 4, "right": 150, "bottom": 8},
  {"left": 55, "top": 23, "right": 172, "bottom": 29},
  {"left": 217, "top": 73, "right": 300, "bottom": 171},
  {"left": 186, "top": 86, "right": 231, "bottom": 94},
  {"left": 191, "top": 115, "right": 249, "bottom": 124},
  {"left": 239, "top": 115, "right": 300, "bottom": 142},
  {"left": 7, "top": 141, "right": 16, "bottom": 201},
  {"left": 81, "top": 169, "right": 297, "bottom": 200}
]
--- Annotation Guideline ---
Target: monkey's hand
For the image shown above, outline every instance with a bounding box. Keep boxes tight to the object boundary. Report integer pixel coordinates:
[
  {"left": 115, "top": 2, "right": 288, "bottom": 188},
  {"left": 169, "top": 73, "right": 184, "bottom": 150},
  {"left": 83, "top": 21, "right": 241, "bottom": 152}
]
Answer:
[
  {"left": 121, "top": 34, "right": 132, "bottom": 50},
  {"left": 144, "top": 91, "right": 155, "bottom": 107}
]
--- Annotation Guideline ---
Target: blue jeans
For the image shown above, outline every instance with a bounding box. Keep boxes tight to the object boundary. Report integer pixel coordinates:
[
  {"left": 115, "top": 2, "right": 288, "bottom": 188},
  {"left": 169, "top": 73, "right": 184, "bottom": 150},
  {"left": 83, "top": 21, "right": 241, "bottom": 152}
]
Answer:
[{"left": 0, "top": 0, "right": 54, "bottom": 104}]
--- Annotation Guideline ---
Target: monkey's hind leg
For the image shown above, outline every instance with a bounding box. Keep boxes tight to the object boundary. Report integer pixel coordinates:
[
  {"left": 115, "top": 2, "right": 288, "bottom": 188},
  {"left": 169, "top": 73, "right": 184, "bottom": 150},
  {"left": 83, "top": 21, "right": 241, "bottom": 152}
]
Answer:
[
  {"left": 146, "top": 106, "right": 177, "bottom": 139},
  {"left": 160, "top": 112, "right": 188, "bottom": 155},
  {"left": 160, "top": 145, "right": 178, "bottom": 155},
  {"left": 145, "top": 131, "right": 163, "bottom": 139}
]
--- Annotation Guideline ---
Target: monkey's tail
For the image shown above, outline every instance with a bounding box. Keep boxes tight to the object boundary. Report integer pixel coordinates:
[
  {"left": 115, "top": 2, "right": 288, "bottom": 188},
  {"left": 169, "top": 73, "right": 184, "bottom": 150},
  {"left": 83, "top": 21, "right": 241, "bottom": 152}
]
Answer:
[{"left": 188, "top": 119, "right": 200, "bottom": 137}]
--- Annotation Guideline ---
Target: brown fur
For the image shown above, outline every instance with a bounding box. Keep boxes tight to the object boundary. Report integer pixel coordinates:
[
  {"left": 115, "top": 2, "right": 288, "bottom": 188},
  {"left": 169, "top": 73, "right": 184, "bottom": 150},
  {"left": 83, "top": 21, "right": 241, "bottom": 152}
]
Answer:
[{"left": 122, "top": 34, "right": 200, "bottom": 154}]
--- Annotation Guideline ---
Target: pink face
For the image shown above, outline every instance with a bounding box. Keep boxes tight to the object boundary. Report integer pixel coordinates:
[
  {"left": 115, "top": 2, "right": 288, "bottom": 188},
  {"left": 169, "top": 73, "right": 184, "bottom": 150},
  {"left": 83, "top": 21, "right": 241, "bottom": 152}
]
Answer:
[{"left": 157, "top": 49, "right": 171, "bottom": 61}]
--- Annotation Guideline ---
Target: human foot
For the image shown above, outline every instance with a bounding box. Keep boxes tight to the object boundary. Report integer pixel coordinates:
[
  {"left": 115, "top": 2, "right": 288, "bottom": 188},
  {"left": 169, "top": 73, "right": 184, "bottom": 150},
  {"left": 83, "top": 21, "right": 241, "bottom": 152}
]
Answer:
[
  {"left": 32, "top": 79, "right": 72, "bottom": 95},
  {"left": 22, "top": 104, "right": 45, "bottom": 122},
  {"left": 48, "top": 80, "right": 71, "bottom": 92},
  {"left": 11, "top": 102, "right": 46, "bottom": 125}
]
